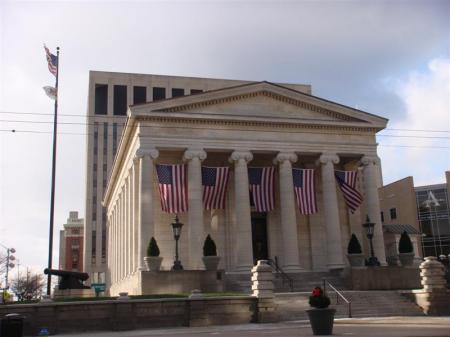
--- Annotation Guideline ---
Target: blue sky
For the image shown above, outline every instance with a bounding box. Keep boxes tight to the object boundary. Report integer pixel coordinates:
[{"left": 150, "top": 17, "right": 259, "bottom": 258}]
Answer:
[{"left": 0, "top": 0, "right": 449, "bottom": 274}]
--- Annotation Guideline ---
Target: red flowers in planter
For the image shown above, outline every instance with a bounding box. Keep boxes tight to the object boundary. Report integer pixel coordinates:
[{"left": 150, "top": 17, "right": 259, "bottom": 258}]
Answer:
[{"left": 309, "top": 286, "right": 330, "bottom": 309}]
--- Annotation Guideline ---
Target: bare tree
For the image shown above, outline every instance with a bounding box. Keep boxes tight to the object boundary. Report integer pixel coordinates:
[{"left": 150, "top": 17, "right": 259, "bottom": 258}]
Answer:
[
  {"left": 10, "top": 270, "right": 45, "bottom": 301},
  {"left": 0, "top": 253, "right": 6, "bottom": 288}
]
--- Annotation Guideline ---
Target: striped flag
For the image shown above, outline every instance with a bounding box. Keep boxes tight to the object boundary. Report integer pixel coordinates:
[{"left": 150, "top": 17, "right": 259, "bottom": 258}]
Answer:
[
  {"left": 335, "top": 170, "right": 363, "bottom": 213},
  {"left": 156, "top": 164, "right": 188, "bottom": 213},
  {"left": 248, "top": 167, "right": 275, "bottom": 212},
  {"left": 44, "top": 44, "right": 58, "bottom": 76},
  {"left": 292, "top": 168, "right": 318, "bottom": 214},
  {"left": 202, "top": 166, "right": 230, "bottom": 210}
]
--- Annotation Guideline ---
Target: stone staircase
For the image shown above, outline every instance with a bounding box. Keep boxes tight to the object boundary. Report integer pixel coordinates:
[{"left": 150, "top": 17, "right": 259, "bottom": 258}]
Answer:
[
  {"left": 273, "top": 270, "right": 349, "bottom": 292},
  {"left": 275, "top": 290, "right": 425, "bottom": 321}
]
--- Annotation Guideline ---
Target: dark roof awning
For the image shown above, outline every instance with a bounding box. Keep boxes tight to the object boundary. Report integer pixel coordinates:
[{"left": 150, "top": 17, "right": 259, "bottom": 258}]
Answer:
[{"left": 383, "top": 224, "right": 421, "bottom": 235}]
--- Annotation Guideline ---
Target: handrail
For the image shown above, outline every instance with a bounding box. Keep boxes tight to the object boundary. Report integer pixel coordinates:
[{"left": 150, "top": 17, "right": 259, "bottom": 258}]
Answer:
[
  {"left": 323, "top": 279, "right": 352, "bottom": 318},
  {"left": 267, "top": 257, "right": 294, "bottom": 292}
]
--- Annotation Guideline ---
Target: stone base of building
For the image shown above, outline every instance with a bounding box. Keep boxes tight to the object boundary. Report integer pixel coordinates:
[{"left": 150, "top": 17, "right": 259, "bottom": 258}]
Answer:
[
  {"left": 402, "top": 290, "right": 450, "bottom": 315},
  {"left": 52, "top": 288, "right": 96, "bottom": 299},
  {"left": 350, "top": 266, "right": 421, "bottom": 290},
  {"left": 110, "top": 270, "right": 225, "bottom": 296}
]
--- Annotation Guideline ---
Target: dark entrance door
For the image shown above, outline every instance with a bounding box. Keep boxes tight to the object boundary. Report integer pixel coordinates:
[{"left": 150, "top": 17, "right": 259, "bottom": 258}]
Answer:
[{"left": 251, "top": 213, "right": 269, "bottom": 265}]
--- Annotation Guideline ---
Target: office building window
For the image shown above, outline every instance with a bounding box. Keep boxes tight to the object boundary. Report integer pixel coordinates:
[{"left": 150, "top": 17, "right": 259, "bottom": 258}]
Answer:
[
  {"left": 190, "top": 89, "right": 203, "bottom": 95},
  {"left": 102, "top": 229, "right": 106, "bottom": 259},
  {"left": 390, "top": 208, "right": 397, "bottom": 220},
  {"left": 91, "top": 230, "right": 96, "bottom": 256},
  {"left": 133, "top": 86, "right": 146, "bottom": 104},
  {"left": 94, "top": 84, "right": 108, "bottom": 115},
  {"left": 153, "top": 87, "right": 166, "bottom": 101},
  {"left": 172, "top": 88, "right": 184, "bottom": 97},
  {"left": 380, "top": 211, "right": 384, "bottom": 223},
  {"left": 113, "top": 123, "right": 117, "bottom": 156},
  {"left": 103, "top": 123, "right": 108, "bottom": 155},
  {"left": 113, "top": 85, "right": 127, "bottom": 115}
]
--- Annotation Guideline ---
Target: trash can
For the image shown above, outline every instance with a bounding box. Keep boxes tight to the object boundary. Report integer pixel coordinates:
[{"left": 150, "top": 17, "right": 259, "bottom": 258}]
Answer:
[{"left": 0, "top": 313, "right": 24, "bottom": 337}]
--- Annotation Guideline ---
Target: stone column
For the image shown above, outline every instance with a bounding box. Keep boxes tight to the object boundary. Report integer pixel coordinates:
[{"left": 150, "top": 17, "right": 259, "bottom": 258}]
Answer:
[
  {"left": 136, "top": 148, "right": 159, "bottom": 270},
  {"left": 361, "top": 155, "right": 387, "bottom": 265},
  {"left": 318, "top": 153, "right": 345, "bottom": 269},
  {"left": 229, "top": 151, "right": 254, "bottom": 272},
  {"left": 183, "top": 149, "right": 207, "bottom": 269},
  {"left": 274, "top": 152, "right": 301, "bottom": 271}
]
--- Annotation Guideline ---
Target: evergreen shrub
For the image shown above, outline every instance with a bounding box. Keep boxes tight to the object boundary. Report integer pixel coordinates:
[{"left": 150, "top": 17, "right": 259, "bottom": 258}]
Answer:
[
  {"left": 203, "top": 234, "right": 217, "bottom": 256},
  {"left": 398, "top": 231, "right": 413, "bottom": 253},
  {"left": 147, "top": 237, "right": 160, "bottom": 257},
  {"left": 347, "top": 234, "right": 363, "bottom": 254}
]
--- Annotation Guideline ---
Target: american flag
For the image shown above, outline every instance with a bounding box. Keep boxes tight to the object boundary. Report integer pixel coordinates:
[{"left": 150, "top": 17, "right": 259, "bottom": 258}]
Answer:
[
  {"left": 202, "top": 166, "right": 230, "bottom": 210},
  {"left": 156, "top": 164, "right": 188, "bottom": 213},
  {"left": 44, "top": 45, "right": 58, "bottom": 76},
  {"left": 248, "top": 167, "right": 275, "bottom": 212},
  {"left": 292, "top": 168, "right": 318, "bottom": 214},
  {"left": 335, "top": 170, "right": 363, "bottom": 213}
]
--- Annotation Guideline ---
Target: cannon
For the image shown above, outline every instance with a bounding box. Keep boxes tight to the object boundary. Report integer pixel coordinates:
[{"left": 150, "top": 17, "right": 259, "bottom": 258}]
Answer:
[{"left": 44, "top": 268, "right": 90, "bottom": 290}]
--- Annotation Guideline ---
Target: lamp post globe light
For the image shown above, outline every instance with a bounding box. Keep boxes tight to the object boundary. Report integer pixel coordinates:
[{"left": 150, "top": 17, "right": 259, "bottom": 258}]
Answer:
[
  {"left": 0, "top": 244, "right": 16, "bottom": 303},
  {"left": 363, "top": 216, "right": 380, "bottom": 267},
  {"left": 171, "top": 215, "right": 184, "bottom": 271}
]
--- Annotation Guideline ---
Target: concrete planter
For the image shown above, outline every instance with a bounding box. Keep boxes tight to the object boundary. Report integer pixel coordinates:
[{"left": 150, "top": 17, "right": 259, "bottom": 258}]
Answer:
[
  {"left": 202, "top": 256, "right": 221, "bottom": 271},
  {"left": 144, "top": 256, "right": 163, "bottom": 271},
  {"left": 386, "top": 255, "right": 399, "bottom": 266},
  {"left": 399, "top": 253, "right": 415, "bottom": 267},
  {"left": 347, "top": 253, "right": 365, "bottom": 267},
  {"left": 306, "top": 308, "right": 336, "bottom": 335}
]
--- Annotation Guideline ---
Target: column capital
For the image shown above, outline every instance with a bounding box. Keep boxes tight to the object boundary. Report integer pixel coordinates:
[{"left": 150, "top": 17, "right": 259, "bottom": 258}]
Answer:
[
  {"left": 274, "top": 152, "right": 298, "bottom": 165},
  {"left": 318, "top": 153, "right": 339, "bottom": 165},
  {"left": 360, "top": 155, "right": 379, "bottom": 166},
  {"left": 183, "top": 149, "right": 207, "bottom": 162},
  {"left": 135, "top": 148, "right": 159, "bottom": 160},
  {"left": 229, "top": 150, "right": 253, "bottom": 164}
]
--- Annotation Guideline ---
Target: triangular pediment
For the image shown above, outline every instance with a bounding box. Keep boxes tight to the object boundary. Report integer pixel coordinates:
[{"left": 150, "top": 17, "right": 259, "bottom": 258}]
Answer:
[{"left": 131, "top": 82, "right": 387, "bottom": 129}]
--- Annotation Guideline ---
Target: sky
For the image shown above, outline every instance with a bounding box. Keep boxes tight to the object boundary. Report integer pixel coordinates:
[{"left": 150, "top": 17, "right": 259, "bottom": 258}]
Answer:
[{"left": 0, "top": 0, "right": 449, "bottom": 278}]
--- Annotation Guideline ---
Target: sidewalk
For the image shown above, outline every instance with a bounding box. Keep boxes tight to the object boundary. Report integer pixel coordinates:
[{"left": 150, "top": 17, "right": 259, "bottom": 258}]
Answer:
[{"left": 56, "top": 317, "right": 450, "bottom": 337}]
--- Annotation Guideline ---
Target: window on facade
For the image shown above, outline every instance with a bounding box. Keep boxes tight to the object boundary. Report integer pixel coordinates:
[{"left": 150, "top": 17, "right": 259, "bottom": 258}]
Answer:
[
  {"left": 113, "top": 85, "right": 127, "bottom": 115},
  {"left": 190, "top": 89, "right": 203, "bottom": 95},
  {"left": 94, "top": 84, "right": 108, "bottom": 115},
  {"left": 102, "top": 229, "right": 106, "bottom": 259},
  {"left": 113, "top": 123, "right": 117, "bottom": 156},
  {"left": 91, "top": 230, "right": 96, "bottom": 257},
  {"left": 172, "top": 88, "right": 184, "bottom": 97},
  {"left": 72, "top": 230, "right": 80, "bottom": 236},
  {"left": 133, "top": 86, "right": 146, "bottom": 104},
  {"left": 153, "top": 87, "right": 166, "bottom": 101},
  {"left": 390, "top": 208, "right": 397, "bottom": 220},
  {"left": 380, "top": 211, "right": 384, "bottom": 223}
]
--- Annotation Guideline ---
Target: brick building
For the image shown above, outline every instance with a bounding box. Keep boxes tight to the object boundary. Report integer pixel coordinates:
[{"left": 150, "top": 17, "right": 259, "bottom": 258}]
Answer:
[{"left": 59, "top": 211, "right": 84, "bottom": 272}]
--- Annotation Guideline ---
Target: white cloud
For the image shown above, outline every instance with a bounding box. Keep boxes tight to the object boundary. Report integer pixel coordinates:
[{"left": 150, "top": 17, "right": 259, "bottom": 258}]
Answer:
[{"left": 379, "top": 58, "right": 450, "bottom": 186}]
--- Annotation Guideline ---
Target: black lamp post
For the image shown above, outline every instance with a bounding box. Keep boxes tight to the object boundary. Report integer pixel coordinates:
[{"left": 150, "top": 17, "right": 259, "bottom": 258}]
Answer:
[
  {"left": 171, "top": 215, "right": 184, "bottom": 271},
  {"left": 363, "top": 215, "right": 380, "bottom": 266}
]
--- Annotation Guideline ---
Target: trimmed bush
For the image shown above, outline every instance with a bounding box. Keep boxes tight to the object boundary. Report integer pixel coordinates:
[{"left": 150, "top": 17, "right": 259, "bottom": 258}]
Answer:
[
  {"left": 347, "top": 234, "right": 363, "bottom": 254},
  {"left": 147, "top": 237, "right": 160, "bottom": 257},
  {"left": 398, "top": 231, "right": 413, "bottom": 253},
  {"left": 203, "top": 234, "right": 217, "bottom": 256}
]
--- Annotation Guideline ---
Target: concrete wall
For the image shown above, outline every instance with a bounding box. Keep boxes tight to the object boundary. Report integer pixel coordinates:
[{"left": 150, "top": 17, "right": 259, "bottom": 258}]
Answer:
[
  {"left": 350, "top": 267, "right": 421, "bottom": 290},
  {"left": 0, "top": 297, "right": 257, "bottom": 336}
]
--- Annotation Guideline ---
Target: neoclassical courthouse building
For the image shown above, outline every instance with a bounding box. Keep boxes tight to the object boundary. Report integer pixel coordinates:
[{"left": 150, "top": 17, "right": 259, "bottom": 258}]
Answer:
[{"left": 84, "top": 72, "right": 388, "bottom": 295}]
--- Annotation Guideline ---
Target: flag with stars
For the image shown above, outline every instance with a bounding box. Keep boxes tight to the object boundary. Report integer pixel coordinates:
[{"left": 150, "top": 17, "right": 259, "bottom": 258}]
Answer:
[
  {"left": 44, "top": 44, "right": 58, "bottom": 76},
  {"left": 335, "top": 170, "right": 363, "bottom": 213},
  {"left": 248, "top": 167, "right": 275, "bottom": 212},
  {"left": 292, "top": 168, "right": 318, "bottom": 214},
  {"left": 156, "top": 164, "right": 188, "bottom": 213},
  {"left": 202, "top": 166, "right": 230, "bottom": 210}
]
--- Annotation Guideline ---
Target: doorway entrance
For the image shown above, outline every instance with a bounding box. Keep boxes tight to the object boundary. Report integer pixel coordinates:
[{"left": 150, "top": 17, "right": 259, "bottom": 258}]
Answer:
[{"left": 251, "top": 213, "right": 269, "bottom": 265}]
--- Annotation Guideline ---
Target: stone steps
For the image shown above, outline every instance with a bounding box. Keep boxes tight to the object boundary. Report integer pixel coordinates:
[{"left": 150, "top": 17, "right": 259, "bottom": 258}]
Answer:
[{"left": 275, "top": 290, "right": 425, "bottom": 321}]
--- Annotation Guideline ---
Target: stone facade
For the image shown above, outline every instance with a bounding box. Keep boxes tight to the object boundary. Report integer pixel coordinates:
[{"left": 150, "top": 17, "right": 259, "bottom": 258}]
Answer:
[{"left": 102, "top": 79, "right": 389, "bottom": 295}]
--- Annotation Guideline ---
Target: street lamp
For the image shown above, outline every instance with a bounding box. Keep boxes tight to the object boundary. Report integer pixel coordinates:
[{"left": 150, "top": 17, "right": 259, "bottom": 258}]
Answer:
[
  {"left": 171, "top": 215, "right": 184, "bottom": 271},
  {"left": 362, "top": 216, "right": 380, "bottom": 267},
  {"left": 0, "top": 244, "right": 16, "bottom": 303}
]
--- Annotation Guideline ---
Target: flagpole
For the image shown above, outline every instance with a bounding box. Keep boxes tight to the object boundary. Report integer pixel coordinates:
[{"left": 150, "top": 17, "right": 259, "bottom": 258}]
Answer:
[{"left": 47, "top": 46, "right": 60, "bottom": 296}]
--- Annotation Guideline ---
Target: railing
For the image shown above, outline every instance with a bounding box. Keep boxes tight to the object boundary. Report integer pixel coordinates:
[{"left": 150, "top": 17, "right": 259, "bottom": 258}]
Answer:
[
  {"left": 322, "top": 279, "right": 352, "bottom": 318},
  {"left": 267, "top": 257, "right": 294, "bottom": 292}
]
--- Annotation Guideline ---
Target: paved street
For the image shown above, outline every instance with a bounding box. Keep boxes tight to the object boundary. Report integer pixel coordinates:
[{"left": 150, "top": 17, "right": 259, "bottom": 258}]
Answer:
[{"left": 56, "top": 317, "right": 450, "bottom": 337}]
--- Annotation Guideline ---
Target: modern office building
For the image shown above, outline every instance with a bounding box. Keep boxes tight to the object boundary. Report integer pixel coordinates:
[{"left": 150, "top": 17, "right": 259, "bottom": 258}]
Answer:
[
  {"left": 379, "top": 172, "right": 450, "bottom": 260},
  {"left": 83, "top": 71, "right": 313, "bottom": 282},
  {"left": 59, "top": 211, "right": 84, "bottom": 272},
  {"left": 98, "top": 75, "right": 389, "bottom": 295}
]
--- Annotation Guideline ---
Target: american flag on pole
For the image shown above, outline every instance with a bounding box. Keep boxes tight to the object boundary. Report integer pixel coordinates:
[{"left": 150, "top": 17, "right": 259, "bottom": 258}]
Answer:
[
  {"left": 156, "top": 164, "right": 188, "bottom": 213},
  {"left": 202, "top": 166, "right": 230, "bottom": 210},
  {"left": 292, "top": 168, "right": 318, "bottom": 214},
  {"left": 44, "top": 44, "right": 58, "bottom": 76},
  {"left": 335, "top": 170, "right": 363, "bottom": 213},
  {"left": 248, "top": 167, "right": 275, "bottom": 212}
]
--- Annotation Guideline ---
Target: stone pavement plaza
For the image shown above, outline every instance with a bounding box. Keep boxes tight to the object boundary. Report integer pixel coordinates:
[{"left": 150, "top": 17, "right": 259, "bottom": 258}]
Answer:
[{"left": 56, "top": 317, "right": 450, "bottom": 337}]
